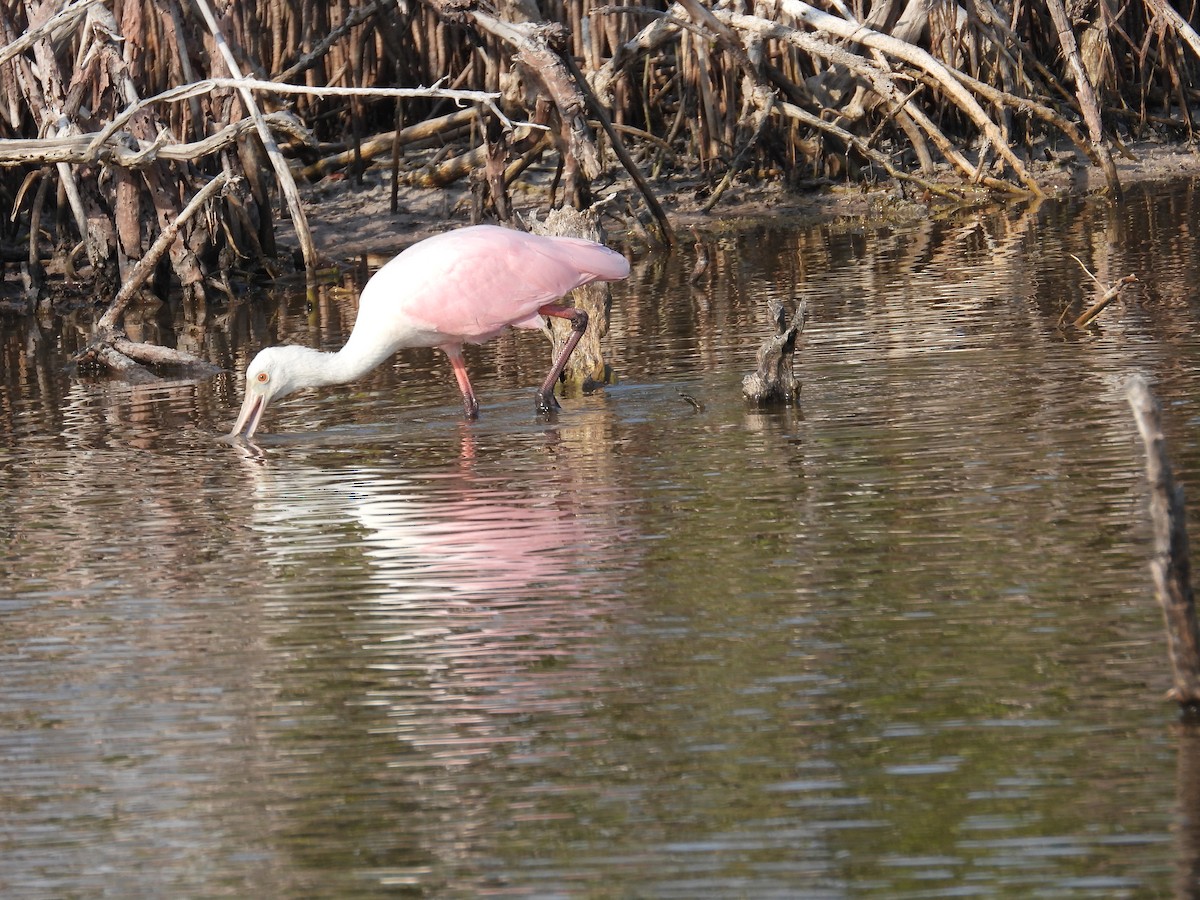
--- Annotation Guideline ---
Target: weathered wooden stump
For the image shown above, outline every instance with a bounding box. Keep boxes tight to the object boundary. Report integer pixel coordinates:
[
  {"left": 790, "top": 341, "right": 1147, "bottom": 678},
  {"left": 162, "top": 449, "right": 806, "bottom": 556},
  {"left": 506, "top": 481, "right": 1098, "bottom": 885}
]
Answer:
[
  {"left": 742, "top": 299, "right": 803, "bottom": 405},
  {"left": 532, "top": 206, "right": 614, "bottom": 394}
]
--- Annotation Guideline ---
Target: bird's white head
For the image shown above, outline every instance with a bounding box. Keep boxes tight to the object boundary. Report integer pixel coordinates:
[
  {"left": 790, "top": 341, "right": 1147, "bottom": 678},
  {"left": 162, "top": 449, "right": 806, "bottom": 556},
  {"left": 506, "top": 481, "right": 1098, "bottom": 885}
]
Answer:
[{"left": 228, "top": 345, "right": 314, "bottom": 440}]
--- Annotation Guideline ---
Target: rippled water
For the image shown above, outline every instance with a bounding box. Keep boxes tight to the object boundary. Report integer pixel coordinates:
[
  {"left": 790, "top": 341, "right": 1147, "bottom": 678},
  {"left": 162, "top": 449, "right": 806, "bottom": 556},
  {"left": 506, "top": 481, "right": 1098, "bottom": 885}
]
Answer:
[{"left": 5, "top": 179, "right": 1200, "bottom": 896}]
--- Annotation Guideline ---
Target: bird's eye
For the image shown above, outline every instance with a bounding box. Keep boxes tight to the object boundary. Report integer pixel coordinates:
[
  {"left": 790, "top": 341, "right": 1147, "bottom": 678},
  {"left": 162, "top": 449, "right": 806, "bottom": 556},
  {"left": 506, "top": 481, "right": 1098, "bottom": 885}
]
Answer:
[{"left": 256, "top": 372, "right": 270, "bottom": 384}]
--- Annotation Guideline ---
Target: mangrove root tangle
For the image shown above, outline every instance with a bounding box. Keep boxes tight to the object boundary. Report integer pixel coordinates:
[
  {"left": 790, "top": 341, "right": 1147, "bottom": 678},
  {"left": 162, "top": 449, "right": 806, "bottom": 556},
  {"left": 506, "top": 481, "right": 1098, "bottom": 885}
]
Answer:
[{"left": 2, "top": 0, "right": 1199, "bottom": 319}]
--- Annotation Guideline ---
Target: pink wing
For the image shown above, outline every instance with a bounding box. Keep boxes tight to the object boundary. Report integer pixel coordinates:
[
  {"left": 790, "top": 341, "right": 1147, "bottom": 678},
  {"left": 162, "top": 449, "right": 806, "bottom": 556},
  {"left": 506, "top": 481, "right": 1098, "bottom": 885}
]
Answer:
[{"left": 361, "top": 225, "right": 629, "bottom": 344}]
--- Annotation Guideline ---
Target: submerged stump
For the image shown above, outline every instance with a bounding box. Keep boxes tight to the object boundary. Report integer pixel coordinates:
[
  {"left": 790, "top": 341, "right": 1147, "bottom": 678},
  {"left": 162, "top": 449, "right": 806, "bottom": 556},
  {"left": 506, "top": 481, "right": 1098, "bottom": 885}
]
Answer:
[
  {"left": 742, "top": 299, "right": 804, "bottom": 405},
  {"left": 532, "top": 206, "right": 614, "bottom": 394}
]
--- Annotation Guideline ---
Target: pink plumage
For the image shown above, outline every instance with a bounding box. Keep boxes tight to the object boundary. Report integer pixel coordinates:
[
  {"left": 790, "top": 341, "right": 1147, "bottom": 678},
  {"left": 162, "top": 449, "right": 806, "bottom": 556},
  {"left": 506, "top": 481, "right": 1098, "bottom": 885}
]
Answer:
[
  {"left": 229, "top": 224, "right": 630, "bottom": 440},
  {"left": 364, "top": 225, "right": 629, "bottom": 340}
]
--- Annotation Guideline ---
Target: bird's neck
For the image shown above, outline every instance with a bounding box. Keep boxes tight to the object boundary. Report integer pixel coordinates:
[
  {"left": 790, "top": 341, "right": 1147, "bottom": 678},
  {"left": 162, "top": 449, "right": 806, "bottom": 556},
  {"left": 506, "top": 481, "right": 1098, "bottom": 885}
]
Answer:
[{"left": 289, "top": 340, "right": 397, "bottom": 389}]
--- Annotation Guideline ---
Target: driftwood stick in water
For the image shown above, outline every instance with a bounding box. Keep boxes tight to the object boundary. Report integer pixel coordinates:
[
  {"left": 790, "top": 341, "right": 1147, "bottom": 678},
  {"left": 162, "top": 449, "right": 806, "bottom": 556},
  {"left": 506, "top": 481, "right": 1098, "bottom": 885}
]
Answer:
[
  {"left": 1071, "top": 256, "right": 1138, "bottom": 327},
  {"left": 1074, "top": 274, "right": 1138, "bottom": 327},
  {"left": 112, "top": 339, "right": 221, "bottom": 374},
  {"left": 78, "top": 342, "right": 161, "bottom": 384},
  {"left": 75, "top": 336, "right": 222, "bottom": 383},
  {"left": 1127, "top": 375, "right": 1200, "bottom": 709}
]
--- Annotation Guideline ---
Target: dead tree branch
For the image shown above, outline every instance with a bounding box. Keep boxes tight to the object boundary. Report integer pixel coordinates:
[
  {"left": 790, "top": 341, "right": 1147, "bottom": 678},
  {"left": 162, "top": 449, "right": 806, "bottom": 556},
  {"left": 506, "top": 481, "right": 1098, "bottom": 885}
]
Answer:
[
  {"left": 1071, "top": 254, "right": 1138, "bottom": 326},
  {"left": 98, "top": 171, "right": 232, "bottom": 332},
  {"left": 1127, "top": 375, "right": 1200, "bottom": 710},
  {"left": 191, "top": 0, "right": 317, "bottom": 273}
]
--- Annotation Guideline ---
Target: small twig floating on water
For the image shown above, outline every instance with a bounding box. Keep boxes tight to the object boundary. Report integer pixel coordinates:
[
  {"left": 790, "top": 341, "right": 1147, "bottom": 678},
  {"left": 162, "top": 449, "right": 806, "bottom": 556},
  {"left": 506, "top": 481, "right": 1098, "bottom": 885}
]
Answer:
[
  {"left": 1126, "top": 374, "right": 1200, "bottom": 714},
  {"left": 742, "top": 299, "right": 804, "bottom": 406},
  {"left": 1070, "top": 254, "right": 1139, "bottom": 327}
]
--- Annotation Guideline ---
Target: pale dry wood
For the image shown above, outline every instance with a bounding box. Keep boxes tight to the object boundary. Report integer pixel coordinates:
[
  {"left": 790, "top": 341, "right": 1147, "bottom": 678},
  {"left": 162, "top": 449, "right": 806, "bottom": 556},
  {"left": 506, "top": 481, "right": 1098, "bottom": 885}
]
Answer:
[
  {"left": 0, "top": 0, "right": 104, "bottom": 68},
  {"left": 17, "top": 0, "right": 108, "bottom": 264},
  {"left": 192, "top": 0, "right": 317, "bottom": 272},
  {"left": 532, "top": 206, "right": 612, "bottom": 391},
  {"left": 588, "top": 2, "right": 688, "bottom": 108},
  {"left": 402, "top": 143, "right": 488, "bottom": 187},
  {"left": 463, "top": 10, "right": 603, "bottom": 180},
  {"left": 298, "top": 107, "right": 478, "bottom": 179},
  {"left": 85, "top": 78, "right": 508, "bottom": 160},
  {"left": 1127, "top": 375, "right": 1200, "bottom": 709},
  {"left": 716, "top": 10, "right": 987, "bottom": 195},
  {"left": 1144, "top": 0, "right": 1200, "bottom": 63},
  {"left": 715, "top": 10, "right": 1002, "bottom": 193},
  {"left": 1070, "top": 253, "right": 1138, "bottom": 327},
  {"left": 201, "top": 78, "right": 509, "bottom": 115},
  {"left": 111, "top": 338, "right": 221, "bottom": 373},
  {"left": 912, "top": 67, "right": 1098, "bottom": 167},
  {"left": 777, "top": 100, "right": 964, "bottom": 199},
  {"left": 743, "top": 299, "right": 803, "bottom": 405},
  {"left": 53, "top": 157, "right": 95, "bottom": 261},
  {"left": 560, "top": 50, "right": 674, "bottom": 244},
  {"left": 770, "top": 0, "right": 1042, "bottom": 195},
  {"left": 1072, "top": 274, "right": 1137, "bottom": 326},
  {"left": 0, "top": 112, "right": 303, "bottom": 167},
  {"left": 1043, "top": 0, "right": 1120, "bottom": 193},
  {"left": 81, "top": 341, "right": 162, "bottom": 383}
]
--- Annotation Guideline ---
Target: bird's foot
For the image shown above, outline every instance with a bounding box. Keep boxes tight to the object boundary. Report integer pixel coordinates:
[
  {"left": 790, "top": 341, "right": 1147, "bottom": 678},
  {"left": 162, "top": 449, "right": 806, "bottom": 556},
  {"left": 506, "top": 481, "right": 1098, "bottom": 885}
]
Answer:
[{"left": 535, "top": 390, "right": 560, "bottom": 416}]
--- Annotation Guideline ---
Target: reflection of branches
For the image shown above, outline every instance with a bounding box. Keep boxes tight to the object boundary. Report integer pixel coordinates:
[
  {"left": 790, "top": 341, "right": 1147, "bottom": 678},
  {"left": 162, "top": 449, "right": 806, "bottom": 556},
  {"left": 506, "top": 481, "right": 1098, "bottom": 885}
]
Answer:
[{"left": 1174, "top": 722, "right": 1200, "bottom": 894}]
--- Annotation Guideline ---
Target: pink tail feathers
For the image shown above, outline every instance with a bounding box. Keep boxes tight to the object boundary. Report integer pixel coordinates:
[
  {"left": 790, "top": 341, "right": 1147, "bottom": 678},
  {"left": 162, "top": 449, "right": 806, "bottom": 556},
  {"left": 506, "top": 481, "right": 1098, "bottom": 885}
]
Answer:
[{"left": 552, "top": 237, "right": 631, "bottom": 284}]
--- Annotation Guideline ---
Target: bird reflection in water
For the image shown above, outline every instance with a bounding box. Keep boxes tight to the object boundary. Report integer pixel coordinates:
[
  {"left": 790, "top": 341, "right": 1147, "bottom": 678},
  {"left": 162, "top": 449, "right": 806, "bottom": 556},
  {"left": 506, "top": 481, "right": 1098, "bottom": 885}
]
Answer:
[{"left": 240, "top": 426, "right": 632, "bottom": 767}]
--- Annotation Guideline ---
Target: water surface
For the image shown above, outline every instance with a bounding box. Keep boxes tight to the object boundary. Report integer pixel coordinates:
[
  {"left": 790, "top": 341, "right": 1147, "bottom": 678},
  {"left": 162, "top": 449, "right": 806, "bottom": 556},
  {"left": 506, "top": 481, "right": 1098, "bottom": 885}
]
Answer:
[{"left": 4, "top": 180, "right": 1200, "bottom": 896}]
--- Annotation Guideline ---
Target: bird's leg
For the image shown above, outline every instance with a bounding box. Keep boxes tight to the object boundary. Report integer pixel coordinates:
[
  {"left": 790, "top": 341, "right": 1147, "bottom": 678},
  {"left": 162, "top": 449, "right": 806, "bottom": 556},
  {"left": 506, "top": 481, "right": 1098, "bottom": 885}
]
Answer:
[
  {"left": 444, "top": 345, "right": 480, "bottom": 420},
  {"left": 536, "top": 304, "right": 589, "bottom": 414}
]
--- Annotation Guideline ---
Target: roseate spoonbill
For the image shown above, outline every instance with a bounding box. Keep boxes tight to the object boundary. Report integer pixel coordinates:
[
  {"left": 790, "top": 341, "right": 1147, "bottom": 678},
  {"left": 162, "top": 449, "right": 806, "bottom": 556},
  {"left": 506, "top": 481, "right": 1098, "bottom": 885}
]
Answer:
[{"left": 229, "top": 224, "right": 630, "bottom": 439}]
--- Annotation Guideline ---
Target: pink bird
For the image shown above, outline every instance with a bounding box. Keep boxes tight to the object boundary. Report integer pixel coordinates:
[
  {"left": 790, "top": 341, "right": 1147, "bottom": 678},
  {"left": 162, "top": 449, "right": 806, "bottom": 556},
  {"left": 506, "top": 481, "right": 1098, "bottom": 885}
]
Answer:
[{"left": 229, "top": 224, "right": 630, "bottom": 439}]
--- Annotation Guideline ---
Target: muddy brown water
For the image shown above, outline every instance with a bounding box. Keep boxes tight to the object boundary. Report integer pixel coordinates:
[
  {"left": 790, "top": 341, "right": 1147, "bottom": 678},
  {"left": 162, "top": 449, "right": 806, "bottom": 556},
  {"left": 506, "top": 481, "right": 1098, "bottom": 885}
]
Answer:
[{"left": 4, "top": 179, "right": 1200, "bottom": 896}]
